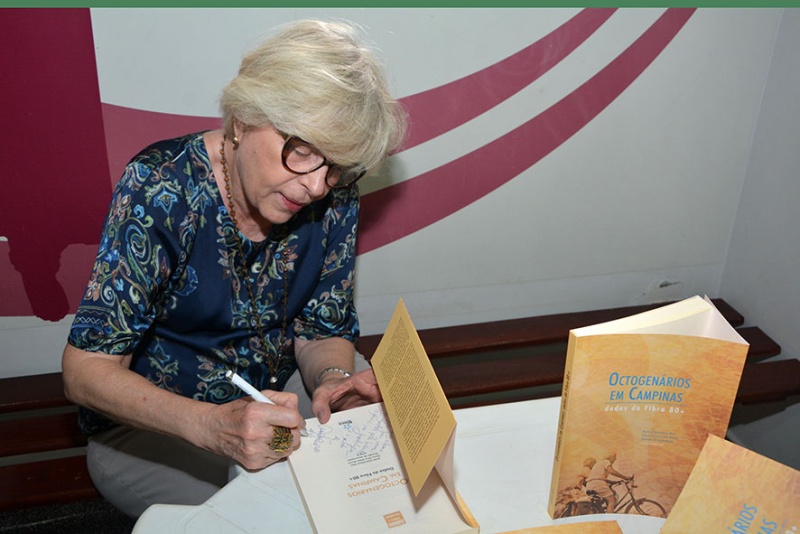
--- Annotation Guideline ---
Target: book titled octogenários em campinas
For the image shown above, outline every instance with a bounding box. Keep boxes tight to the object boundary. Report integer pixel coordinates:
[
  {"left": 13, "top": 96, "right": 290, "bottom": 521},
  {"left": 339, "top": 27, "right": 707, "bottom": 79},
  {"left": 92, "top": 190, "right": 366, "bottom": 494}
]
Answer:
[
  {"left": 500, "top": 521, "right": 623, "bottom": 533},
  {"left": 547, "top": 296, "right": 749, "bottom": 520},
  {"left": 288, "top": 299, "right": 479, "bottom": 533},
  {"left": 661, "top": 434, "right": 799, "bottom": 533}
]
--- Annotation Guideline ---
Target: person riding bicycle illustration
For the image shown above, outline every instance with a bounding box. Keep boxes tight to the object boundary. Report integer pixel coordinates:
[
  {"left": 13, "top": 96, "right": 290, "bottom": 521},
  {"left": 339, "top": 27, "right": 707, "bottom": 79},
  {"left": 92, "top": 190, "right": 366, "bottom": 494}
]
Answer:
[
  {"left": 554, "top": 456, "right": 596, "bottom": 518},
  {"left": 555, "top": 451, "right": 666, "bottom": 518},
  {"left": 584, "top": 451, "right": 633, "bottom": 513}
]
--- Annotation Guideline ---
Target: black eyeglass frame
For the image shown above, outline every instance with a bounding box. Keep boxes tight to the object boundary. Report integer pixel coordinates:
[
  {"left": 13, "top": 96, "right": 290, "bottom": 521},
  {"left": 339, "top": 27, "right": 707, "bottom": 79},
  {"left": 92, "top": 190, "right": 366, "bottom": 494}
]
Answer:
[{"left": 278, "top": 133, "right": 367, "bottom": 189}]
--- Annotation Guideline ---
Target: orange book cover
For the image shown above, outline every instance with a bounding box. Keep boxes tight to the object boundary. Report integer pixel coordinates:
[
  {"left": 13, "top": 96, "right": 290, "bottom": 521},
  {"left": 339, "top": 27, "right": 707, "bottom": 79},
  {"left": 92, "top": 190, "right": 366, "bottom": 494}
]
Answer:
[
  {"left": 501, "top": 521, "right": 622, "bottom": 533},
  {"left": 547, "top": 296, "right": 749, "bottom": 520},
  {"left": 661, "top": 434, "right": 799, "bottom": 533}
]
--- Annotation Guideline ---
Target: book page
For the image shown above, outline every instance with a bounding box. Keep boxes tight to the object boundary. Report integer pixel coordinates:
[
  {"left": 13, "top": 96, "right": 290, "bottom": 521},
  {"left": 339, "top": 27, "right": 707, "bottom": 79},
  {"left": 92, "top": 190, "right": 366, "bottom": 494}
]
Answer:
[
  {"left": 621, "top": 297, "right": 746, "bottom": 343},
  {"left": 288, "top": 403, "right": 475, "bottom": 534},
  {"left": 571, "top": 295, "right": 713, "bottom": 337},
  {"left": 371, "top": 298, "right": 457, "bottom": 497},
  {"left": 571, "top": 295, "right": 748, "bottom": 344},
  {"left": 573, "top": 296, "right": 746, "bottom": 344}
]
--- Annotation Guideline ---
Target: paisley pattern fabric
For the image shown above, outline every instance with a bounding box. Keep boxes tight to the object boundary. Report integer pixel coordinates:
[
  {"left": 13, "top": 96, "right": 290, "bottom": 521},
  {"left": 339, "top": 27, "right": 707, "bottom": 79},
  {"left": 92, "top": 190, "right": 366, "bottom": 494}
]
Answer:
[{"left": 69, "top": 133, "right": 360, "bottom": 435}]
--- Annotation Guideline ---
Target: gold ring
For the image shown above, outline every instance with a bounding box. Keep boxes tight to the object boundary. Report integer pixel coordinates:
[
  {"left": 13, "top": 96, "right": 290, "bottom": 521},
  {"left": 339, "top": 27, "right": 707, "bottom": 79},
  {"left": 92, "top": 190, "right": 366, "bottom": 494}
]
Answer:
[{"left": 269, "top": 426, "right": 294, "bottom": 453}]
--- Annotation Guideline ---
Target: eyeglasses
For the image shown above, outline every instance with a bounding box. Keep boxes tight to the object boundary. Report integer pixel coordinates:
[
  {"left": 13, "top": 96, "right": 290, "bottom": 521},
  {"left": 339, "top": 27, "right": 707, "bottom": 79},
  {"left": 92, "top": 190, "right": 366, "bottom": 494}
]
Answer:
[{"left": 279, "top": 133, "right": 366, "bottom": 189}]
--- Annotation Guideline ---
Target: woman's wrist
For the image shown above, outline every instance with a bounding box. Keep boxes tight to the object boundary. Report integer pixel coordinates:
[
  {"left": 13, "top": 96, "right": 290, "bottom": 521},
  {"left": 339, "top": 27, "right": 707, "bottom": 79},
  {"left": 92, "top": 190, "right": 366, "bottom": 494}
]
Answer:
[{"left": 314, "top": 366, "right": 352, "bottom": 389}]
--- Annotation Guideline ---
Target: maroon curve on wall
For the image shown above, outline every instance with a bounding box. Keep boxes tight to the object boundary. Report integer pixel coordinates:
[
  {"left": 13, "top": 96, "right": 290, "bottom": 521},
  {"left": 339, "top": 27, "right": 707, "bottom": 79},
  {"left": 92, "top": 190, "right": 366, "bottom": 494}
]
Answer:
[
  {"left": 0, "top": 8, "right": 695, "bottom": 320},
  {"left": 99, "top": 8, "right": 696, "bottom": 256},
  {"left": 357, "top": 8, "right": 696, "bottom": 254},
  {"left": 398, "top": 8, "right": 617, "bottom": 151},
  {"left": 100, "top": 9, "right": 616, "bottom": 198}
]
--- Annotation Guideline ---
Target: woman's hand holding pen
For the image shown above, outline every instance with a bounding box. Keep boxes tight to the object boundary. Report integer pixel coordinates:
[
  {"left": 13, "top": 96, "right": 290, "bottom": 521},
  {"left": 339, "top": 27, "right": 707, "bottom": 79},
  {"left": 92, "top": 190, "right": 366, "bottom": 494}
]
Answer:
[{"left": 200, "top": 391, "right": 304, "bottom": 470}]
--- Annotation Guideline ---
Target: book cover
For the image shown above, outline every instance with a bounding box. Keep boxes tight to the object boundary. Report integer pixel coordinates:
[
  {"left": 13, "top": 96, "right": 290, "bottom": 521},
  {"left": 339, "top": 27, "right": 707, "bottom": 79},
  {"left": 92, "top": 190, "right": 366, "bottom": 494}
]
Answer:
[
  {"left": 501, "top": 521, "right": 622, "bottom": 533},
  {"left": 547, "top": 296, "right": 749, "bottom": 519},
  {"left": 661, "top": 434, "right": 800, "bottom": 533}
]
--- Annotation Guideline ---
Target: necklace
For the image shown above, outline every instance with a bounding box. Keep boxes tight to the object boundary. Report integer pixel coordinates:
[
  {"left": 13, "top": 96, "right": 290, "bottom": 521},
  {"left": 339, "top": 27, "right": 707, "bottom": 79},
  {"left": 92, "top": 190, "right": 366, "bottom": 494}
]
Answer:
[{"left": 220, "top": 135, "right": 289, "bottom": 389}]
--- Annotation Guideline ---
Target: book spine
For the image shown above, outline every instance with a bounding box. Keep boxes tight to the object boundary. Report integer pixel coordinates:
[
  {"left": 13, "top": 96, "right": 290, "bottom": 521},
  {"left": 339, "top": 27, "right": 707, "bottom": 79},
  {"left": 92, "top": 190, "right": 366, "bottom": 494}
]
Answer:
[{"left": 547, "top": 331, "right": 578, "bottom": 518}]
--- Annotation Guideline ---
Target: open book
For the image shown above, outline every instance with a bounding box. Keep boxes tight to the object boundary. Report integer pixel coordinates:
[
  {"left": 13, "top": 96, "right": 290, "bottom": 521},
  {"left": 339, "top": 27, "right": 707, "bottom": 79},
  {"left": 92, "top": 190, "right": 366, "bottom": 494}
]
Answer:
[
  {"left": 288, "top": 299, "right": 479, "bottom": 533},
  {"left": 547, "top": 296, "right": 749, "bottom": 519}
]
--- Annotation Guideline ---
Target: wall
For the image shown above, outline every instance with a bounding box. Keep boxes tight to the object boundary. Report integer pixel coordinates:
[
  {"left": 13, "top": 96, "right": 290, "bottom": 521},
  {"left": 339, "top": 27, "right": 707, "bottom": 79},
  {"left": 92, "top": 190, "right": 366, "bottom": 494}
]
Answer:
[
  {"left": 0, "top": 9, "right": 786, "bottom": 381},
  {"left": 720, "top": 9, "right": 800, "bottom": 361},
  {"left": 721, "top": 9, "right": 800, "bottom": 469}
]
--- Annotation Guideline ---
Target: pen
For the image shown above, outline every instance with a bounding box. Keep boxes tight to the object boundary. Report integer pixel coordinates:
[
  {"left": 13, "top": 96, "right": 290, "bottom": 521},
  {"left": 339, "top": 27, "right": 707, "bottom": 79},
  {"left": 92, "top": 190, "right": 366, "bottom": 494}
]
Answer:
[{"left": 225, "top": 370, "right": 307, "bottom": 437}]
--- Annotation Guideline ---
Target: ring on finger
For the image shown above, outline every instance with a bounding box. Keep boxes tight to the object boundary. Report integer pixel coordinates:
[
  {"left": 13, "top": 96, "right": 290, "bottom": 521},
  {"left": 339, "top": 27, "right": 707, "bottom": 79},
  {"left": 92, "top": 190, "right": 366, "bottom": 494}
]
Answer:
[{"left": 268, "top": 426, "right": 294, "bottom": 453}]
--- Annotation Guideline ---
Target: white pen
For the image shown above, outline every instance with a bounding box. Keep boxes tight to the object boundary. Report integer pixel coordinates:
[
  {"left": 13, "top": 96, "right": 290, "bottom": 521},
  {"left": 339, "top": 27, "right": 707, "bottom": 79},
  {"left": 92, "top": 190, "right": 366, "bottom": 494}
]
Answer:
[{"left": 225, "top": 370, "right": 307, "bottom": 437}]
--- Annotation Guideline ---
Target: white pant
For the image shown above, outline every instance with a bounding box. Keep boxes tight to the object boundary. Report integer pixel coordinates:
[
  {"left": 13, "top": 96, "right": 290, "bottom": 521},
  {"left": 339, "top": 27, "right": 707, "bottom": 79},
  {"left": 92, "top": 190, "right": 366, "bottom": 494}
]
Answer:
[{"left": 87, "top": 354, "right": 370, "bottom": 518}]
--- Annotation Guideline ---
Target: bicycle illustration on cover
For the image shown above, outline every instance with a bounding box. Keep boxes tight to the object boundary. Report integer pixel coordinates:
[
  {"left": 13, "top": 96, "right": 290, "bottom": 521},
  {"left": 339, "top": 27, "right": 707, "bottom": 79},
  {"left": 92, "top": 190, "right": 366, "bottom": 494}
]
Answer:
[
  {"left": 556, "top": 475, "right": 667, "bottom": 518},
  {"left": 554, "top": 453, "right": 666, "bottom": 518}
]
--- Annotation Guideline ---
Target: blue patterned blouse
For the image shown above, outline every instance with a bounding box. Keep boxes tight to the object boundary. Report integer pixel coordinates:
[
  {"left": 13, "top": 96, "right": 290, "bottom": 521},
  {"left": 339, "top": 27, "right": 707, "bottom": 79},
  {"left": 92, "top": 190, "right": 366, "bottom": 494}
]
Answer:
[{"left": 69, "top": 133, "right": 360, "bottom": 435}]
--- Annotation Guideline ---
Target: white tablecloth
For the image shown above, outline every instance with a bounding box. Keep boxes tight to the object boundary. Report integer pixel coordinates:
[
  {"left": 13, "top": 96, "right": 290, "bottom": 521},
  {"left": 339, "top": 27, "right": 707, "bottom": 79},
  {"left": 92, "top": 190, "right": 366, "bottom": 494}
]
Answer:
[{"left": 134, "top": 397, "right": 665, "bottom": 533}]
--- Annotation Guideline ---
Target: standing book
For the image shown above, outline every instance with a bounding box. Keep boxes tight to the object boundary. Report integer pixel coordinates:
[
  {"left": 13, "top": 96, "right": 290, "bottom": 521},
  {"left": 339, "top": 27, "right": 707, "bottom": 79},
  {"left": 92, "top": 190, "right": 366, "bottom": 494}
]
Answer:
[
  {"left": 547, "top": 296, "right": 749, "bottom": 519},
  {"left": 660, "top": 434, "right": 799, "bottom": 533}
]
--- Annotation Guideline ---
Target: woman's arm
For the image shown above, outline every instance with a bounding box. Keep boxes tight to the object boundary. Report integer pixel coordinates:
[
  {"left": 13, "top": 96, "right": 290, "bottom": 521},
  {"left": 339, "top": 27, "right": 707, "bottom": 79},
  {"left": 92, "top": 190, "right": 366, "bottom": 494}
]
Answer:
[
  {"left": 293, "top": 336, "right": 356, "bottom": 393},
  {"left": 62, "top": 343, "right": 305, "bottom": 470}
]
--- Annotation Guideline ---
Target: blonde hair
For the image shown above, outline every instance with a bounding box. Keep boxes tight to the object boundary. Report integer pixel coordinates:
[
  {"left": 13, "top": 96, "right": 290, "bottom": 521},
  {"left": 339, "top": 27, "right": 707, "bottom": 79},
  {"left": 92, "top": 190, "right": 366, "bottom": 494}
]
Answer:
[{"left": 220, "top": 19, "right": 406, "bottom": 171}]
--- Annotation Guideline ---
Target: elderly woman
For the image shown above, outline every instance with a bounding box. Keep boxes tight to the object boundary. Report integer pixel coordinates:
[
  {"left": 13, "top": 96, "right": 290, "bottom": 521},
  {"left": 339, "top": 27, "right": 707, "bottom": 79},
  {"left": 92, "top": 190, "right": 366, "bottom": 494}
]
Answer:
[{"left": 61, "top": 19, "right": 406, "bottom": 518}]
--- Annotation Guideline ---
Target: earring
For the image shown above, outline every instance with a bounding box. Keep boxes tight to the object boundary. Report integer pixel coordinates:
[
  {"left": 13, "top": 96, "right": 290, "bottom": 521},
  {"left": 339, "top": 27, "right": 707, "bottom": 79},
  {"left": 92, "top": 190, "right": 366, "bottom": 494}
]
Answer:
[{"left": 232, "top": 135, "right": 240, "bottom": 149}]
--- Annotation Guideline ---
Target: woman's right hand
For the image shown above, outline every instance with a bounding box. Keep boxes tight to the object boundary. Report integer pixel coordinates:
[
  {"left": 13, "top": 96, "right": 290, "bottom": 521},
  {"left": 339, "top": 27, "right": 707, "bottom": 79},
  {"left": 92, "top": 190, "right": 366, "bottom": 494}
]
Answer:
[
  {"left": 62, "top": 344, "right": 304, "bottom": 470},
  {"left": 201, "top": 390, "right": 305, "bottom": 470}
]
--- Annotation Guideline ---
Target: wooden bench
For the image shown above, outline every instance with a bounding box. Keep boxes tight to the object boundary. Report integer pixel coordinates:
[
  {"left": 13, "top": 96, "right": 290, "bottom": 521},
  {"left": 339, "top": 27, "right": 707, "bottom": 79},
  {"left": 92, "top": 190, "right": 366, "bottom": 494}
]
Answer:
[
  {"left": 0, "top": 373, "right": 96, "bottom": 512},
  {"left": 356, "top": 299, "right": 800, "bottom": 409},
  {"left": 1, "top": 298, "right": 798, "bottom": 513}
]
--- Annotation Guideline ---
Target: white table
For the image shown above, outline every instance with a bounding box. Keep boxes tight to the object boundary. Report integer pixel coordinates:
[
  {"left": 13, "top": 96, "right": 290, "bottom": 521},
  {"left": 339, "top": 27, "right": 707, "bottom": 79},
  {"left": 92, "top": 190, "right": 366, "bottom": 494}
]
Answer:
[{"left": 134, "top": 397, "right": 665, "bottom": 533}]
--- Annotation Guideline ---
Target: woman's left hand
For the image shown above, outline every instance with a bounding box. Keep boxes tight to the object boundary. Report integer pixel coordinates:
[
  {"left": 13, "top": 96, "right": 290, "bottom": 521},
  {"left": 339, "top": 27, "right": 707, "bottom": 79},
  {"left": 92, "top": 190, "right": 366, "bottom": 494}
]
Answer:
[{"left": 311, "top": 368, "right": 382, "bottom": 424}]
